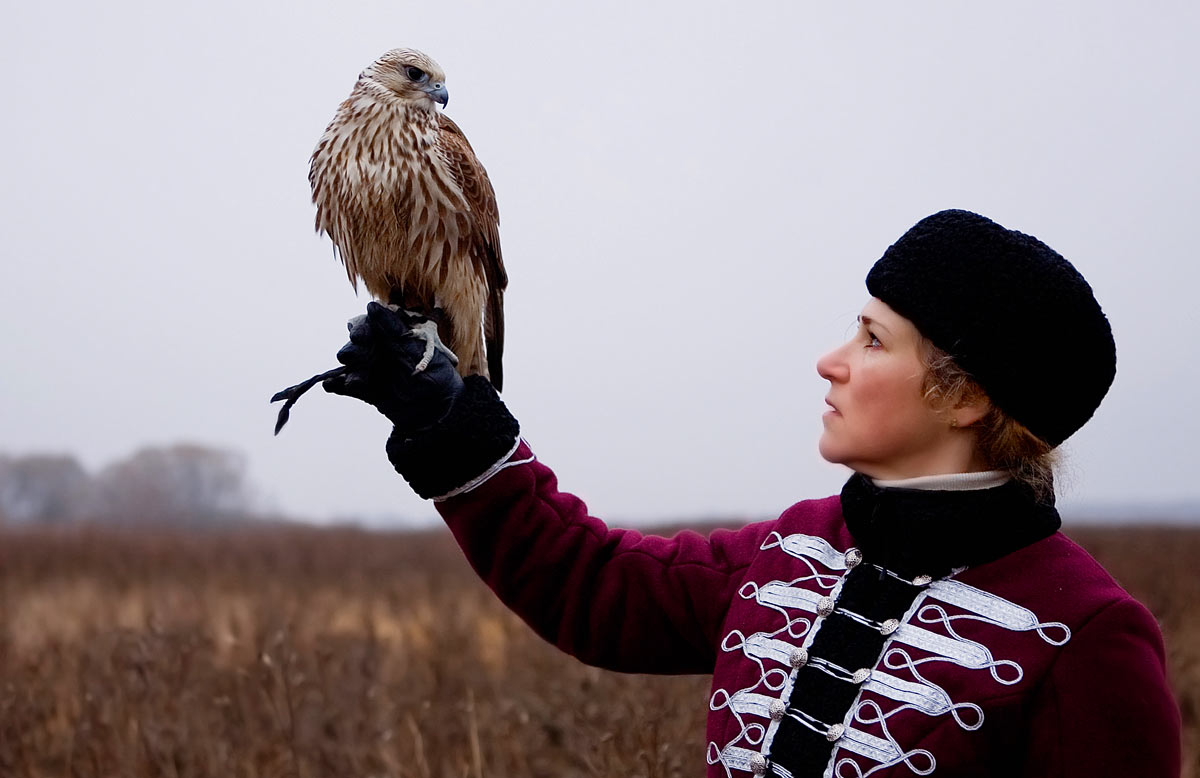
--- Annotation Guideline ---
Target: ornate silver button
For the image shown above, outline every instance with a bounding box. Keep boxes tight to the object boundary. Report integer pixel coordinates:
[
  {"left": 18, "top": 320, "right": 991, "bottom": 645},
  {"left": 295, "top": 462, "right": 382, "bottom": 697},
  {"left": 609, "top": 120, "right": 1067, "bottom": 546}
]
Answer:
[
  {"left": 789, "top": 647, "right": 809, "bottom": 668},
  {"left": 769, "top": 698, "right": 787, "bottom": 721},
  {"left": 844, "top": 547, "right": 863, "bottom": 568},
  {"left": 826, "top": 723, "right": 846, "bottom": 742},
  {"left": 817, "top": 596, "right": 835, "bottom": 617},
  {"left": 851, "top": 668, "right": 872, "bottom": 684},
  {"left": 880, "top": 618, "right": 900, "bottom": 635},
  {"left": 913, "top": 574, "right": 933, "bottom": 586},
  {"left": 749, "top": 752, "right": 768, "bottom": 775}
]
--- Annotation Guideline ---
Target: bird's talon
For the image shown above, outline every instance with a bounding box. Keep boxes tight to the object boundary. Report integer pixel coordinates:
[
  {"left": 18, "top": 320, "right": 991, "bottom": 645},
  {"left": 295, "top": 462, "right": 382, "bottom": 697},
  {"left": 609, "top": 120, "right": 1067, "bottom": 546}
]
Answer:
[
  {"left": 412, "top": 345, "right": 435, "bottom": 374},
  {"left": 405, "top": 317, "right": 459, "bottom": 371}
]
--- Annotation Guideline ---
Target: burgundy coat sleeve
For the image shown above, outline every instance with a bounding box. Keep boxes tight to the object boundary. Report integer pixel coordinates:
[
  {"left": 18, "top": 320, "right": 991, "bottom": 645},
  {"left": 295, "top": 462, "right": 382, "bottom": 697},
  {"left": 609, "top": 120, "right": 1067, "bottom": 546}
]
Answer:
[
  {"left": 435, "top": 442, "right": 778, "bottom": 675},
  {"left": 1022, "top": 596, "right": 1181, "bottom": 777}
]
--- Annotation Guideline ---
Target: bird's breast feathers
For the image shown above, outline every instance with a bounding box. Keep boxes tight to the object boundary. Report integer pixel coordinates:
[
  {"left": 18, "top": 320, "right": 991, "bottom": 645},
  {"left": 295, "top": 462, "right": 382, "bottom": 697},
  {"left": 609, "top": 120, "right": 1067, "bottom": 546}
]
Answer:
[{"left": 312, "top": 99, "right": 468, "bottom": 215}]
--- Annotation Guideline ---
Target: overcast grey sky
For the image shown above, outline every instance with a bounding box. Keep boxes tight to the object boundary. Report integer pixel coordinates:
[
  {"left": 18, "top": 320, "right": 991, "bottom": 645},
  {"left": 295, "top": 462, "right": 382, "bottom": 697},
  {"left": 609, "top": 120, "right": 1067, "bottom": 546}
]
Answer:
[{"left": 2, "top": 1, "right": 1197, "bottom": 526}]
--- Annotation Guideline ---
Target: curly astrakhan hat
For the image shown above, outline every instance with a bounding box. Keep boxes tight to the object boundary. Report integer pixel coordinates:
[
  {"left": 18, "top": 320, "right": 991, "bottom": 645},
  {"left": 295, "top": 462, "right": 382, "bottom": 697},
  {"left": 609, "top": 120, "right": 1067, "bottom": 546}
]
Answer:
[{"left": 866, "top": 209, "right": 1116, "bottom": 447}]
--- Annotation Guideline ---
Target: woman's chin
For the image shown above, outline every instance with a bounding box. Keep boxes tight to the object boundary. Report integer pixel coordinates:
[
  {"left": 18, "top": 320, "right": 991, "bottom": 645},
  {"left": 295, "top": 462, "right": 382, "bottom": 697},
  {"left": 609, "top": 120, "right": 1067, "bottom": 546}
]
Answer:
[{"left": 817, "top": 436, "right": 843, "bottom": 466}]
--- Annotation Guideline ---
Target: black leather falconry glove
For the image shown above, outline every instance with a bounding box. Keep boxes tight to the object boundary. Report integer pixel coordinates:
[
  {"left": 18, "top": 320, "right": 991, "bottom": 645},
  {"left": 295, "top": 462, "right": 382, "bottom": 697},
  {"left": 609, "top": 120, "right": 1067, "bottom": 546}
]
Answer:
[
  {"left": 273, "top": 302, "right": 519, "bottom": 499},
  {"left": 321, "top": 302, "right": 464, "bottom": 438}
]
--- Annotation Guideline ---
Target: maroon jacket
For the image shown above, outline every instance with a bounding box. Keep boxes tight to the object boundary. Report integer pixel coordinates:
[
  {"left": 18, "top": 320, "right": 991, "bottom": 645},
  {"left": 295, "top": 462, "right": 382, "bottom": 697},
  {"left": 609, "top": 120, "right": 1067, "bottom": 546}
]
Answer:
[
  {"left": 423, "top": 440, "right": 1180, "bottom": 778},
  {"left": 383, "top": 379, "right": 1181, "bottom": 777}
]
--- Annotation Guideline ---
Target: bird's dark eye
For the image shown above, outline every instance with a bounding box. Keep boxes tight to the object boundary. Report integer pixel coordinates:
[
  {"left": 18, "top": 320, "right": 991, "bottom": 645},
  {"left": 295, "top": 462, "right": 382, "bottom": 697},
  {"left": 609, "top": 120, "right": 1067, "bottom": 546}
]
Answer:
[{"left": 404, "top": 66, "right": 429, "bottom": 83}]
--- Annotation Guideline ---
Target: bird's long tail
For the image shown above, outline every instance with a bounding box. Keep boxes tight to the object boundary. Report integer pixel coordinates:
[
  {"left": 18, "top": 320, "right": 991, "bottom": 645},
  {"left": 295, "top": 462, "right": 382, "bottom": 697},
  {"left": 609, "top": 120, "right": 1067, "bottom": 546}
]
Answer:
[{"left": 270, "top": 365, "right": 349, "bottom": 435}]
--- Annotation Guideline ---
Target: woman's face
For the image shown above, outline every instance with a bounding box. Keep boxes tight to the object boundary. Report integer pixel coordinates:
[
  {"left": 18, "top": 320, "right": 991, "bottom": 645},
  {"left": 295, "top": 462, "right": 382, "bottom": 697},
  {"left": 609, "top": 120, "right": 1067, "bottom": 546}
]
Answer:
[{"left": 817, "top": 299, "right": 977, "bottom": 479}]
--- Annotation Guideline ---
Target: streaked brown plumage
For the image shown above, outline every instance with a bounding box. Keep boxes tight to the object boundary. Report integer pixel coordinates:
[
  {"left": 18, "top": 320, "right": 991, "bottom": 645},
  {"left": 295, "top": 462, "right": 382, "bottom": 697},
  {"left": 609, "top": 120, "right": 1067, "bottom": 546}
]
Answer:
[{"left": 310, "top": 48, "right": 506, "bottom": 389}]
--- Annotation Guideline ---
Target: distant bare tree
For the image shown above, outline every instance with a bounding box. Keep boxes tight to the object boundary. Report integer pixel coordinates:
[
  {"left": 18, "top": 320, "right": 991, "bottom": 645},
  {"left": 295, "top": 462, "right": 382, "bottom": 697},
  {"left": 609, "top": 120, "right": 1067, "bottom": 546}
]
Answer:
[
  {"left": 94, "top": 444, "right": 251, "bottom": 525},
  {"left": 0, "top": 453, "right": 91, "bottom": 524}
]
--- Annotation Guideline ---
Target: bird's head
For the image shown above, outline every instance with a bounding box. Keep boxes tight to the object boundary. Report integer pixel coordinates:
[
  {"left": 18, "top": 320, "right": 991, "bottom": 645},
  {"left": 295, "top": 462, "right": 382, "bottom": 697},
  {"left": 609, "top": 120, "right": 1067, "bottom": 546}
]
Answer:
[{"left": 361, "top": 48, "right": 449, "bottom": 110}]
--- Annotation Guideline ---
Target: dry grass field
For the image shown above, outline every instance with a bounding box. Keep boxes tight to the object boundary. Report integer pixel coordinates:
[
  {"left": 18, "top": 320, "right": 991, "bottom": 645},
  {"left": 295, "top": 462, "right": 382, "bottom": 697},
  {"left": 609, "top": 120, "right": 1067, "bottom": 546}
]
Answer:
[{"left": 0, "top": 523, "right": 1194, "bottom": 777}]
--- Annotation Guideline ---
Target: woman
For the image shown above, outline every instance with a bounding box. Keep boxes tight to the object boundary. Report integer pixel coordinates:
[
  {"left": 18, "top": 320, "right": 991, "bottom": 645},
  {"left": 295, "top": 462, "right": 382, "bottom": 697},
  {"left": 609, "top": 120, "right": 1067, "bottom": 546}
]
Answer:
[{"left": 321, "top": 210, "right": 1181, "bottom": 777}]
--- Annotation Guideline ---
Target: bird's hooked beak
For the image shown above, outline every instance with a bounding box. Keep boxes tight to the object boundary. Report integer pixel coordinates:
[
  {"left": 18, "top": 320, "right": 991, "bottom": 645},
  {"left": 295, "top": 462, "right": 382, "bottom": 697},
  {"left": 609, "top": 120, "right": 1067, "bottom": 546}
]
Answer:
[{"left": 423, "top": 82, "right": 449, "bottom": 108}]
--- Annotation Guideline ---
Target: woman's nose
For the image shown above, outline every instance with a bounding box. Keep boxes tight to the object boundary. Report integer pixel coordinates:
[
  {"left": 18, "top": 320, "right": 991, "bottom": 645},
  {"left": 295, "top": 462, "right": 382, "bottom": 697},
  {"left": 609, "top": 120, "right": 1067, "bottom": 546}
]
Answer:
[{"left": 816, "top": 343, "right": 849, "bottom": 382}]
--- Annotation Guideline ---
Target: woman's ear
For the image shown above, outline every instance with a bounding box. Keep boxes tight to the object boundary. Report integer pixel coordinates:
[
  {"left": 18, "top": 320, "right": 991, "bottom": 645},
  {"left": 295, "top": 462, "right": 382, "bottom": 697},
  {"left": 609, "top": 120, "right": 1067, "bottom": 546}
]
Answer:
[{"left": 951, "top": 395, "right": 991, "bottom": 430}]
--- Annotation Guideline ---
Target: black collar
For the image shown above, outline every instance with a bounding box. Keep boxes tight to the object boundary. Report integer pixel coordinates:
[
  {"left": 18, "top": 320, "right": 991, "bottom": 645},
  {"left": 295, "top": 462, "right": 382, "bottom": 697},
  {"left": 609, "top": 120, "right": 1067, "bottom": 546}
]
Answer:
[{"left": 839, "top": 472, "right": 1061, "bottom": 579}]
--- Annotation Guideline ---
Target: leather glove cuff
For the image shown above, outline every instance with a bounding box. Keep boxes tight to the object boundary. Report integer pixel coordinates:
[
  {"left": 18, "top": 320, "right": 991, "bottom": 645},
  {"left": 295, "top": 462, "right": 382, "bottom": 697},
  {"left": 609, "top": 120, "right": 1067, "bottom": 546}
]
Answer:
[{"left": 385, "top": 375, "right": 520, "bottom": 500}]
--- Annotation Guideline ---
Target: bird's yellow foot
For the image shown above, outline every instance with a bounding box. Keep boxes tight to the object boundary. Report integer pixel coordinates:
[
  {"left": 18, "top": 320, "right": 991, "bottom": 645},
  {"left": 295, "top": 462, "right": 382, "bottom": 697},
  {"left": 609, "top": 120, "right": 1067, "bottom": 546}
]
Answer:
[{"left": 389, "top": 306, "right": 460, "bottom": 373}]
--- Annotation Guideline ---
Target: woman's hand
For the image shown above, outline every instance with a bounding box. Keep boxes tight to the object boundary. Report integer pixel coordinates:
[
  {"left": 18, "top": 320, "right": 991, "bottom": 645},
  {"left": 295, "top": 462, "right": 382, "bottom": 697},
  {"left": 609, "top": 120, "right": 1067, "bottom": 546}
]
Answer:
[{"left": 323, "top": 302, "right": 464, "bottom": 437}]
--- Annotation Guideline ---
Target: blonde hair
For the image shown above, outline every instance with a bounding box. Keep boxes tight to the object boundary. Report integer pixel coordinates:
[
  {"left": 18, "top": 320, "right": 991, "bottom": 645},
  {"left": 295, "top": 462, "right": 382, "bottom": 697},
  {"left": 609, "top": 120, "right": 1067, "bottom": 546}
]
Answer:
[{"left": 921, "top": 341, "right": 1059, "bottom": 501}]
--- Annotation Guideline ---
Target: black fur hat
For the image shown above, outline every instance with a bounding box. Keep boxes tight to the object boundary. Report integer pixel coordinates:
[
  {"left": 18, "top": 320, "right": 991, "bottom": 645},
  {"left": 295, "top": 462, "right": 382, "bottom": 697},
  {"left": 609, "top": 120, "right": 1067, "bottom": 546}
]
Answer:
[{"left": 866, "top": 209, "right": 1116, "bottom": 447}]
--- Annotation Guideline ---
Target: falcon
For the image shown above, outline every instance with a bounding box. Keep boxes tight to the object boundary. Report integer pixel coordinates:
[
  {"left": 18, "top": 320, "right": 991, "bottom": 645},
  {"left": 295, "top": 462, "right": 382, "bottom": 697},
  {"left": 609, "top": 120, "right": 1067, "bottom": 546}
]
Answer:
[{"left": 272, "top": 48, "right": 506, "bottom": 432}]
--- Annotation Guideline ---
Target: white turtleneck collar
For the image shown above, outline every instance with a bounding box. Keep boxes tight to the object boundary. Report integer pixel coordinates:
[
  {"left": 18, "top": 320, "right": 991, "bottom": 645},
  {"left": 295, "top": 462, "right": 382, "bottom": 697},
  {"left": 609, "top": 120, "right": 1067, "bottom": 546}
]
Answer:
[{"left": 871, "top": 470, "right": 1011, "bottom": 492}]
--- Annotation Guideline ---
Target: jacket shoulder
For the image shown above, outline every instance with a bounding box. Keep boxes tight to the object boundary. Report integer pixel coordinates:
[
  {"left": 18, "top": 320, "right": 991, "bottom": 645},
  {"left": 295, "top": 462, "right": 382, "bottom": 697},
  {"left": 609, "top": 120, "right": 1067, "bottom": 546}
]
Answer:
[
  {"left": 774, "top": 494, "right": 858, "bottom": 550},
  {"left": 776, "top": 494, "right": 848, "bottom": 537},
  {"left": 961, "top": 530, "right": 1143, "bottom": 625}
]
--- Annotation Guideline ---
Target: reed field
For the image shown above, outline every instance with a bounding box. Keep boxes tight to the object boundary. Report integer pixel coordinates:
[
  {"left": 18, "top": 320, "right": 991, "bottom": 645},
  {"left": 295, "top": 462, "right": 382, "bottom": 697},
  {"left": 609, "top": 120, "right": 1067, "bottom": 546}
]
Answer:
[{"left": 0, "top": 523, "right": 1194, "bottom": 778}]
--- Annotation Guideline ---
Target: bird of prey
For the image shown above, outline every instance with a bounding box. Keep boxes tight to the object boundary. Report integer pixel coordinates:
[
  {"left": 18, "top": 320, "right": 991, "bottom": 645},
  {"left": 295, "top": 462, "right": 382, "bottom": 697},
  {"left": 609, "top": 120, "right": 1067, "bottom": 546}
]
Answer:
[{"left": 272, "top": 48, "right": 506, "bottom": 432}]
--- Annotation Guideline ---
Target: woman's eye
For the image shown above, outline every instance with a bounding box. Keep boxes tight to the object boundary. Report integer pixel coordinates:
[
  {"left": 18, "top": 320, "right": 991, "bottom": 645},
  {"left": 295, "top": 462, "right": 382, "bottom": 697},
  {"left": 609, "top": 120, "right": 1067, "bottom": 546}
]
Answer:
[
  {"left": 866, "top": 331, "right": 882, "bottom": 348},
  {"left": 405, "top": 66, "right": 428, "bottom": 82}
]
